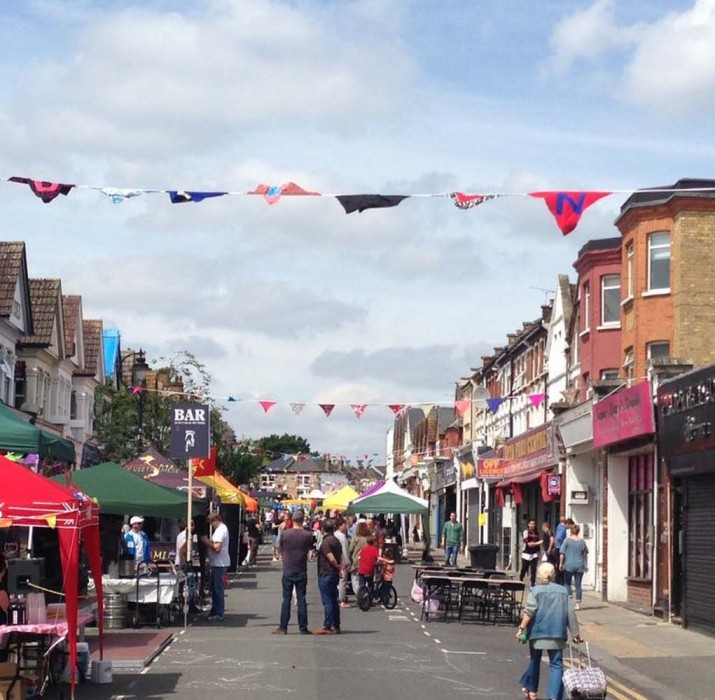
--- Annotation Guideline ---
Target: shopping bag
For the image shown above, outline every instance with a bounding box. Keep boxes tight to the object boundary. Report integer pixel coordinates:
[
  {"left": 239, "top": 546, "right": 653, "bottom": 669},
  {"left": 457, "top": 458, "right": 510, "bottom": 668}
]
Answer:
[
  {"left": 563, "top": 643, "right": 607, "bottom": 699},
  {"left": 410, "top": 580, "right": 424, "bottom": 604}
]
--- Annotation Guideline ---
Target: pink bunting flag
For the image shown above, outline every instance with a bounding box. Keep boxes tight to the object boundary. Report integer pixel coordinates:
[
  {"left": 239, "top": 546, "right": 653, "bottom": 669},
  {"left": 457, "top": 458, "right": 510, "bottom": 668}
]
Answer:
[
  {"left": 528, "top": 393, "right": 546, "bottom": 409},
  {"left": 450, "top": 192, "right": 497, "bottom": 210},
  {"left": 528, "top": 191, "right": 611, "bottom": 235},
  {"left": 249, "top": 182, "right": 321, "bottom": 205},
  {"left": 259, "top": 400, "right": 277, "bottom": 413},
  {"left": 289, "top": 403, "right": 305, "bottom": 416},
  {"left": 455, "top": 400, "right": 471, "bottom": 416},
  {"left": 388, "top": 404, "right": 405, "bottom": 415},
  {"left": 319, "top": 404, "right": 335, "bottom": 417},
  {"left": 131, "top": 386, "right": 145, "bottom": 395},
  {"left": 351, "top": 404, "right": 368, "bottom": 419}
]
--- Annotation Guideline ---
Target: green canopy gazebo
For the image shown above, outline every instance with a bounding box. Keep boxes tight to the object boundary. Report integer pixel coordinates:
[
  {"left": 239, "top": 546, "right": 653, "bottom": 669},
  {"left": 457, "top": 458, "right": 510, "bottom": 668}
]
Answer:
[
  {"left": 0, "top": 401, "right": 75, "bottom": 462},
  {"left": 53, "top": 461, "right": 201, "bottom": 518}
]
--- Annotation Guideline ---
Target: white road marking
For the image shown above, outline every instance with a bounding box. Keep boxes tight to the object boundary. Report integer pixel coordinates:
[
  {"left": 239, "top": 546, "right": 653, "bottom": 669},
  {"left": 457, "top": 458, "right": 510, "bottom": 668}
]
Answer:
[
  {"left": 440, "top": 649, "right": 487, "bottom": 655},
  {"left": 423, "top": 631, "right": 431, "bottom": 637},
  {"left": 388, "top": 615, "right": 409, "bottom": 621},
  {"left": 434, "top": 639, "right": 442, "bottom": 644}
]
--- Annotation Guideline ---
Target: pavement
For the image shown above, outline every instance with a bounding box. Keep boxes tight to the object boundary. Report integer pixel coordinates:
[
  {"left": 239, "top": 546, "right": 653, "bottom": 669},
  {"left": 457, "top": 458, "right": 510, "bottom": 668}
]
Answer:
[{"left": 61, "top": 546, "right": 715, "bottom": 699}]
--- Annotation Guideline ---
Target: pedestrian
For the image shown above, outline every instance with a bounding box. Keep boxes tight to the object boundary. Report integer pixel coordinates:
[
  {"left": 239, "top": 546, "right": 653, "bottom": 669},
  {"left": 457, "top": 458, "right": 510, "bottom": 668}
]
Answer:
[
  {"left": 516, "top": 562, "right": 582, "bottom": 700},
  {"left": 124, "top": 516, "right": 154, "bottom": 570},
  {"left": 273, "top": 509, "right": 314, "bottom": 635},
  {"left": 553, "top": 517, "right": 572, "bottom": 584},
  {"left": 348, "top": 521, "right": 371, "bottom": 596},
  {"left": 357, "top": 535, "right": 381, "bottom": 590},
  {"left": 271, "top": 510, "right": 282, "bottom": 562},
  {"left": 201, "top": 511, "right": 230, "bottom": 622},
  {"left": 560, "top": 523, "right": 588, "bottom": 611},
  {"left": 333, "top": 516, "right": 352, "bottom": 609},
  {"left": 314, "top": 518, "right": 344, "bottom": 635},
  {"left": 245, "top": 513, "right": 260, "bottom": 566},
  {"left": 541, "top": 521, "right": 556, "bottom": 566},
  {"left": 519, "top": 519, "right": 542, "bottom": 587},
  {"left": 441, "top": 512, "right": 463, "bottom": 567}
]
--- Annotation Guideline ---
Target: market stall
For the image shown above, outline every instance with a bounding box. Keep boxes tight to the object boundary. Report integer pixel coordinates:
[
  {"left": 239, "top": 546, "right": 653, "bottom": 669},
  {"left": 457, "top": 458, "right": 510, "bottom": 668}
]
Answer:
[
  {"left": 0, "top": 455, "right": 104, "bottom": 698},
  {"left": 323, "top": 485, "right": 359, "bottom": 512}
]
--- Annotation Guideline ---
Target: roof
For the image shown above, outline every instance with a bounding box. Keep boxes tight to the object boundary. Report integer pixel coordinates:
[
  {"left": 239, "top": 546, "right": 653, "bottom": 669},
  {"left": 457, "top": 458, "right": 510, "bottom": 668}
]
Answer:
[
  {"left": 80, "top": 319, "right": 103, "bottom": 376},
  {"left": 62, "top": 295, "right": 81, "bottom": 357},
  {"left": 616, "top": 178, "right": 715, "bottom": 223},
  {"left": 0, "top": 243, "right": 26, "bottom": 317},
  {"left": 576, "top": 237, "right": 621, "bottom": 258},
  {"left": 264, "top": 455, "right": 331, "bottom": 473},
  {"left": 437, "top": 406, "right": 456, "bottom": 433},
  {"left": 20, "top": 279, "right": 61, "bottom": 348}
]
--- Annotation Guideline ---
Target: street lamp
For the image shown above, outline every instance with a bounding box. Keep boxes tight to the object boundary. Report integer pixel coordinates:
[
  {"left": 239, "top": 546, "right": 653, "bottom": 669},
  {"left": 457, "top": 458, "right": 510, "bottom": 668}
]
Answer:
[{"left": 119, "top": 349, "right": 151, "bottom": 451}]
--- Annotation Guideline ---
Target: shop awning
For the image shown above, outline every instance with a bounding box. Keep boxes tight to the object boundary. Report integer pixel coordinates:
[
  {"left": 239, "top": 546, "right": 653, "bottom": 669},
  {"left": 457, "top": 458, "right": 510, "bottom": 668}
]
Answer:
[
  {"left": 0, "top": 402, "right": 75, "bottom": 462},
  {"left": 54, "top": 461, "right": 201, "bottom": 518},
  {"left": 495, "top": 470, "right": 559, "bottom": 505},
  {"left": 196, "top": 472, "right": 245, "bottom": 506}
]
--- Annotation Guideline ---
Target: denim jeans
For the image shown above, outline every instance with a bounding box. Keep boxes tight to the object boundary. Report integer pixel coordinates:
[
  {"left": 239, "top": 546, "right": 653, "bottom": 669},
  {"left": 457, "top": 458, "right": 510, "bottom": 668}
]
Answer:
[
  {"left": 210, "top": 566, "right": 227, "bottom": 617},
  {"left": 280, "top": 572, "right": 308, "bottom": 631},
  {"left": 519, "top": 645, "right": 564, "bottom": 700},
  {"left": 318, "top": 573, "right": 340, "bottom": 630},
  {"left": 445, "top": 544, "right": 459, "bottom": 566},
  {"left": 563, "top": 570, "right": 584, "bottom": 601}
]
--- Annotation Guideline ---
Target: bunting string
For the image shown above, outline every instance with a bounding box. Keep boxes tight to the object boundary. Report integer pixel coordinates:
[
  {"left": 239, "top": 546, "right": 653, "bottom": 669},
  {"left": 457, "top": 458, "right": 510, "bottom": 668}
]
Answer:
[
  {"left": 129, "top": 385, "right": 547, "bottom": 417},
  {"left": 5, "top": 175, "right": 715, "bottom": 235}
]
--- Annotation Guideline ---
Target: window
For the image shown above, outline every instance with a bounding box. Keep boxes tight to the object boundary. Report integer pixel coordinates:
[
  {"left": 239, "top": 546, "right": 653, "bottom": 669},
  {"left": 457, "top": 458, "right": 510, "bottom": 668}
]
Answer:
[
  {"left": 647, "top": 341, "right": 670, "bottom": 361},
  {"left": 582, "top": 283, "right": 591, "bottom": 331},
  {"left": 601, "top": 274, "right": 621, "bottom": 324},
  {"left": 70, "top": 391, "right": 78, "bottom": 420},
  {"left": 626, "top": 243, "right": 634, "bottom": 298},
  {"left": 628, "top": 454, "right": 653, "bottom": 579},
  {"left": 648, "top": 232, "right": 670, "bottom": 291},
  {"left": 623, "top": 348, "right": 634, "bottom": 379},
  {"left": 601, "top": 369, "right": 619, "bottom": 380}
]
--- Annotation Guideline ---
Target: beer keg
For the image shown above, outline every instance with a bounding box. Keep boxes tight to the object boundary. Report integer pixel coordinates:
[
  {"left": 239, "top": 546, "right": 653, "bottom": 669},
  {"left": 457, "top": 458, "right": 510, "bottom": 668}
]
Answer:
[{"left": 103, "top": 592, "right": 127, "bottom": 629}]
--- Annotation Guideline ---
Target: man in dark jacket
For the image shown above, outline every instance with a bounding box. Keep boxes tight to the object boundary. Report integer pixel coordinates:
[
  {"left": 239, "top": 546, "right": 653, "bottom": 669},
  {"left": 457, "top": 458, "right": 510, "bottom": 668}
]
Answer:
[{"left": 314, "top": 518, "right": 344, "bottom": 635}]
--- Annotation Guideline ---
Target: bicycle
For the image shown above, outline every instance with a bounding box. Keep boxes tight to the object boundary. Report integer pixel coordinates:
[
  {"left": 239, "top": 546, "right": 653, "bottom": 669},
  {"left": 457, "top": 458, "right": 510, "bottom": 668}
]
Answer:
[{"left": 356, "top": 572, "right": 397, "bottom": 611}]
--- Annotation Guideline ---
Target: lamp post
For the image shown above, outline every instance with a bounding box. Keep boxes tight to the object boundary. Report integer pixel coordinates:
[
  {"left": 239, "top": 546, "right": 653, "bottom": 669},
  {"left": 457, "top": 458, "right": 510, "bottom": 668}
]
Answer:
[{"left": 120, "top": 349, "right": 151, "bottom": 452}]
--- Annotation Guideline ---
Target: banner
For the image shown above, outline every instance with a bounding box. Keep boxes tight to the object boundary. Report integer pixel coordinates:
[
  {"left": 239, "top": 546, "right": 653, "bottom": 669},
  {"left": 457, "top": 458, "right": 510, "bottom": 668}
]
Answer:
[{"left": 170, "top": 404, "right": 211, "bottom": 460}]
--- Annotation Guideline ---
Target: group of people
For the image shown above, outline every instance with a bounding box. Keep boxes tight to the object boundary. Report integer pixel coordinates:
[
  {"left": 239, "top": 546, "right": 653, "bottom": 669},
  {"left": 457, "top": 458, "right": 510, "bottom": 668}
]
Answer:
[
  {"left": 519, "top": 516, "right": 588, "bottom": 610},
  {"left": 515, "top": 515, "right": 589, "bottom": 700},
  {"left": 272, "top": 509, "right": 395, "bottom": 635}
]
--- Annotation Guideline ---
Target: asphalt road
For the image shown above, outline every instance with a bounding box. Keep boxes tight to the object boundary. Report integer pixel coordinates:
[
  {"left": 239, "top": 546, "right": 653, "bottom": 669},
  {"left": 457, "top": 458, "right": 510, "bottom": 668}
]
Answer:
[{"left": 75, "top": 550, "right": 657, "bottom": 700}]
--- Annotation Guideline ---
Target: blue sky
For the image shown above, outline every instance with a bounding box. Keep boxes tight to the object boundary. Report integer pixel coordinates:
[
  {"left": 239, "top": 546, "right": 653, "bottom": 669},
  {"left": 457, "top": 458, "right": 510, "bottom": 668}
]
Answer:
[{"left": 0, "top": 0, "right": 712, "bottom": 460}]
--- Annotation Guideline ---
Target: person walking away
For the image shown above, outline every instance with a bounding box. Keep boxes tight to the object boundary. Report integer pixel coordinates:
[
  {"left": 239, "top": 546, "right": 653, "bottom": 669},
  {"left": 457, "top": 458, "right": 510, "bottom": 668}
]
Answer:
[
  {"left": 553, "top": 517, "right": 571, "bottom": 584},
  {"left": 541, "top": 521, "right": 556, "bottom": 566},
  {"left": 515, "top": 562, "right": 582, "bottom": 700},
  {"left": 314, "top": 518, "right": 344, "bottom": 634},
  {"left": 519, "top": 519, "right": 542, "bottom": 587},
  {"left": 442, "top": 512, "right": 463, "bottom": 567},
  {"left": 246, "top": 514, "right": 260, "bottom": 566},
  {"left": 348, "top": 521, "right": 371, "bottom": 596},
  {"left": 201, "top": 512, "right": 230, "bottom": 622},
  {"left": 271, "top": 510, "right": 282, "bottom": 562},
  {"left": 334, "top": 517, "right": 351, "bottom": 608},
  {"left": 273, "top": 509, "right": 314, "bottom": 635},
  {"left": 560, "top": 523, "right": 588, "bottom": 611}
]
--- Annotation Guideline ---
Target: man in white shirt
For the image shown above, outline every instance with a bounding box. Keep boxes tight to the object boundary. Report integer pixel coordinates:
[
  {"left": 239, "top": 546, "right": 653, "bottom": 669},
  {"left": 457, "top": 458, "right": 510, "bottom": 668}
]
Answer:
[{"left": 201, "top": 512, "right": 230, "bottom": 621}]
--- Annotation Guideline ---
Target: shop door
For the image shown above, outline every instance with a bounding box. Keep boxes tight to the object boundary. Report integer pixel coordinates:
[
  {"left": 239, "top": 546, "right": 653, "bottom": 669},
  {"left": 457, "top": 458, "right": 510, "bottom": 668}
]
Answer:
[
  {"left": 684, "top": 474, "right": 715, "bottom": 633},
  {"left": 466, "top": 490, "right": 479, "bottom": 546}
]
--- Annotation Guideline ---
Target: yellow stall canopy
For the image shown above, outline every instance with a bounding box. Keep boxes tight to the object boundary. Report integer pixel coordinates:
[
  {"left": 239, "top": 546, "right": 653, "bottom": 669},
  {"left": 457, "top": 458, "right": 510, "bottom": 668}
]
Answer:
[
  {"left": 323, "top": 485, "right": 359, "bottom": 512},
  {"left": 197, "top": 471, "right": 245, "bottom": 506}
]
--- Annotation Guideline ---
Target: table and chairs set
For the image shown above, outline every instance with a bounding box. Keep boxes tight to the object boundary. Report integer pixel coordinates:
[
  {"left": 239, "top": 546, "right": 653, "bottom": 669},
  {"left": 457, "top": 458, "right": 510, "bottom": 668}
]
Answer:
[{"left": 413, "top": 564, "right": 525, "bottom": 625}]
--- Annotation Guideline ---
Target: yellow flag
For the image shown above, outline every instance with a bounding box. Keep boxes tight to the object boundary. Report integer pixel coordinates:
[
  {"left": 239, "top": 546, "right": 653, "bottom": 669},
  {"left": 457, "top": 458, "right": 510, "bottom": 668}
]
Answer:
[
  {"left": 478, "top": 513, "right": 488, "bottom": 527},
  {"left": 44, "top": 515, "right": 57, "bottom": 529}
]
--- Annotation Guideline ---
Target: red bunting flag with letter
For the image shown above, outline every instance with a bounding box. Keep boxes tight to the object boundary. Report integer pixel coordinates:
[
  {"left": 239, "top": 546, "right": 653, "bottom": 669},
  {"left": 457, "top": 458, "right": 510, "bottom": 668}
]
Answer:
[{"left": 529, "top": 191, "right": 611, "bottom": 235}]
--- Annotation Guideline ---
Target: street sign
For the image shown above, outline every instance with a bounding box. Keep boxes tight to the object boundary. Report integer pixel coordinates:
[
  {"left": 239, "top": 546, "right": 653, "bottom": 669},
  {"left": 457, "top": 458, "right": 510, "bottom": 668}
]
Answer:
[{"left": 170, "top": 404, "right": 211, "bottom": 459}]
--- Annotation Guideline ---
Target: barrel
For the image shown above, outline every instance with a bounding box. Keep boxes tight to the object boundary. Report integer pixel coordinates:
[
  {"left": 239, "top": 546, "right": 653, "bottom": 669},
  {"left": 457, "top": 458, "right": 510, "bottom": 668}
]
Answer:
[{"left": 103, "top": 592, "right": 127, "bottom": 629}]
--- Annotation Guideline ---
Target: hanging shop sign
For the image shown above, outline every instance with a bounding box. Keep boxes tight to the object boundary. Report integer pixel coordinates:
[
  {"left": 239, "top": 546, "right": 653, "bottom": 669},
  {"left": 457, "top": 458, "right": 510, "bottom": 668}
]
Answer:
[
  {"left": 592, "top": 381, "right": 655, "bottom": 448},
  {"left": 476, "top": 424, "right": 557, "bottom": 479},
  {"left": 170, "top": 404, "right": 211, "bottom": 460}
]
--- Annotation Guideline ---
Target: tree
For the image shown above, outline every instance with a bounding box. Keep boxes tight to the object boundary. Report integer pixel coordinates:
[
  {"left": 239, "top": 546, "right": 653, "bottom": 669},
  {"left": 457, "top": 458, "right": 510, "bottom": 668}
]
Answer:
[{"left": 257, "top": 434, "right": 312, "bottom": 457}]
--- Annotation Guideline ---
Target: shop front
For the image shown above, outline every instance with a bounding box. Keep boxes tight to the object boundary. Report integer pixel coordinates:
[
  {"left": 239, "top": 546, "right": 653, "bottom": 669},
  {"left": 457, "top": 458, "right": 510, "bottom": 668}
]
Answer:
[
  {"left": 555, "top": 400, "right": 601, "bottom": 592},
  {"left": 658, "top": 363, "right": 715, "bottom": 633},
  {"left": 456, "top": 447, "right": 479, "bottom": 547},
  {"left": 430, "top": 458, "right": 457, "bottom": 548},
  {"left": 593, "top": 380, "right": 656, "bottom": 607},
  {"left": 477, "top": 424, "right": 560, "bottom": 571}
]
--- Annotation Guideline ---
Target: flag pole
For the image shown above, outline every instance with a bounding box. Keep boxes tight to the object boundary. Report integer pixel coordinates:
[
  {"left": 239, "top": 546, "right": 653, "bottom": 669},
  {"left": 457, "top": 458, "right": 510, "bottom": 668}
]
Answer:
[{"left": 185, "top": 456, "right": 193, "bottom": 629}]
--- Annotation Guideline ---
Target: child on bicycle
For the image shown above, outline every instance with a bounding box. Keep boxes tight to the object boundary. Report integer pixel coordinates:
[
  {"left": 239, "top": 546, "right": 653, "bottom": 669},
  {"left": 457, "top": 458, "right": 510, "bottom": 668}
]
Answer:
[{"left": 358, "top": 536, "right": 394, "bottom": 590}]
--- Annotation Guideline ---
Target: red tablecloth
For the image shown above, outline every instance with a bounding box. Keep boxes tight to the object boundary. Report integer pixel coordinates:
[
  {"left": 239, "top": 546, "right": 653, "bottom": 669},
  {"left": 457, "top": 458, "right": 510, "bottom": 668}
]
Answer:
[{"left": 0, "top": 612, "right": 94, "bottom": 641}]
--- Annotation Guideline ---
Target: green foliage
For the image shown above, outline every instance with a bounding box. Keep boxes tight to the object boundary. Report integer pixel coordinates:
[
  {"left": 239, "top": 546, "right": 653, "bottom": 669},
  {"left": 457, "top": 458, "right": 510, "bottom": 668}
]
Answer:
[{"left": 257, "top": 433, "right": 311, "bottom": 457}]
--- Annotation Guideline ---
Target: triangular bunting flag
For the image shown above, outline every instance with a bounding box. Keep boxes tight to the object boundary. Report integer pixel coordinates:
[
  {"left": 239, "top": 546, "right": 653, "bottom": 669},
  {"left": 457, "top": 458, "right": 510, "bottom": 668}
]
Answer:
[
  {"left": 9, "top": 177, "right": 74, "bottom": 203},
  {"left": 455, "top": 400, "right": 471, "bottom": 416},
  {"left": 528, "top": 393, "right": 546, "bottom": 409},
  {"left": 101, "top": 187, "right": 142, "bottom": 203},
  {"left": 227, "top": 396, "right": 237, "bottom": 402},
  {"left": 336, "top": 195, "right": 409, "bottom": 214},
  {"left": 351, "top": 404, "right": 368, "bottom": 419},
  {"left": 420, "top": 403, "right": 434, "bottom": 418},
  {"left": 388, "top": 404, "right": 405, "bottom": 415},
  {"left": 259, "top": 400, "right": 277, "bottom": 413},
  {"left": 249, "top": 182, "right": 320, "bottom": 205},
  {"left": 486, "top": 397, "right": 505, "bottom": 414},
  {"left": 44, "top": 514, "right": 57, "bottom": 528},
  {"left": 168, "top": 190, "right": 226, "bottom": 203},
  {"left": 319, "top": 404, "right": 335, "bottom": 417},
  {"left": 131, "top": 386, "right": 146, "bottom": 395},
  {"left": 290, "top": 403, "right": 305, "bottom": 416},
  {"left": 528, "top": 191, "right": 611, "bottom": 235},
  {"left": 449, "top": 192, "right": 498, "bottom": 210}
]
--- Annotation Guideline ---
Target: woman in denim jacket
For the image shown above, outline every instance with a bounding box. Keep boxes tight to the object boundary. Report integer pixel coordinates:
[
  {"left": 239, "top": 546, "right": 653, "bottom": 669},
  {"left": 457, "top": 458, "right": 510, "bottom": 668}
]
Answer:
[{"left": 515, "top": 562, "right": 582, "bottom": 700}]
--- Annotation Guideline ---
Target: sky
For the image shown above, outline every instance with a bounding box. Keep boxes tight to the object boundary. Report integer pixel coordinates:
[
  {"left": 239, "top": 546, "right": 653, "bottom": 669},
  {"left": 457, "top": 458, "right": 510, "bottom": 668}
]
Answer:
[{"left": 0, "top": 0, "right": 713, "bottom": 462}]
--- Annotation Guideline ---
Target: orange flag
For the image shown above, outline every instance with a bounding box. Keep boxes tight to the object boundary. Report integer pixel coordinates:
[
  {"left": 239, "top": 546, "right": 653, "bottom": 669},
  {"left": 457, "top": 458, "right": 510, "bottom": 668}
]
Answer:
[{"left": 191, "top": 446, "right": 217, "bottom": 477}]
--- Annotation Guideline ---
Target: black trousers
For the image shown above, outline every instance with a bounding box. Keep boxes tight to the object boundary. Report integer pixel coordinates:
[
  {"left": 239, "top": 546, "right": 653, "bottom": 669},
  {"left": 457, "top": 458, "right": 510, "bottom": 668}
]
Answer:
[{"left": 519, "top": 557, "right": 538, "bottom": 586}]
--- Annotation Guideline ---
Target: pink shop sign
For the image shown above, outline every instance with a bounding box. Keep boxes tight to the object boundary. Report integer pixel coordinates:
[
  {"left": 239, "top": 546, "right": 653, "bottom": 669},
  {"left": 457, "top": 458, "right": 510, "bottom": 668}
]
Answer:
[{"left": 593, "top": 381, "right": 655, "bottom": 448}]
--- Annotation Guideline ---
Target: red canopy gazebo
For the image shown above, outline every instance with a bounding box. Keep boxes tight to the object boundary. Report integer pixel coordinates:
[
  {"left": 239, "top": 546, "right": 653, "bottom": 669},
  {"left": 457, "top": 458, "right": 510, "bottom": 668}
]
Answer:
[{"left": 0, "top": 455, "right": 104, "bottom": 696}]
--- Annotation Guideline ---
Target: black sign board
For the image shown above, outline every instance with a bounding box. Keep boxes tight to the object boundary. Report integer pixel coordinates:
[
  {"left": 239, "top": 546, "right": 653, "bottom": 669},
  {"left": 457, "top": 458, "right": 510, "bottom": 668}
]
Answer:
[{"left": 170, "top": 404, "right": 211, "bottom": 460}]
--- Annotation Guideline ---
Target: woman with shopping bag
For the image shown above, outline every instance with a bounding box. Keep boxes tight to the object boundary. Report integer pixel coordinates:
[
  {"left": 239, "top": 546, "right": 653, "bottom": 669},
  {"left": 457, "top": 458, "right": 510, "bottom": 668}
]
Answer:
[{"left": 515, "top": 562, "right": 582, "bottom": 700}]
